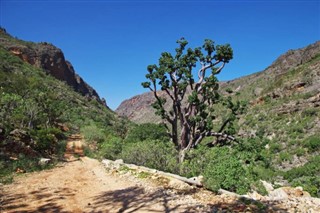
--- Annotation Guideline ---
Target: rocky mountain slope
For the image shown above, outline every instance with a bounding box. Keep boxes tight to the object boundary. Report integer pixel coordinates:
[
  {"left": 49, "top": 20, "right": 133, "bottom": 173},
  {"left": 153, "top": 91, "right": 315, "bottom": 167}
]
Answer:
[
  {"left": 116, "top": 41, "right": 320, "bottom": 178},
  {"left": 0, "top": 29, "right": 118, "bottom": 183},
  {"left": 116, "top": 41, "right": 320, "bottom": 122},
  {"left": 0, "top": 28, "right": 106, "bottom": 106}
]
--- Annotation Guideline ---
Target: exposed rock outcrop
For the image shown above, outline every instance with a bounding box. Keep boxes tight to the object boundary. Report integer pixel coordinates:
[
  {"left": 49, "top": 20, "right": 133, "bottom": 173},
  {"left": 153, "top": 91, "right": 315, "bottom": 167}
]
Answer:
[
  {"left": 267, "top": 41, "right": 320, "bottom": 75},
  {"left": 0, "top": 28, "right": 106, "bottom": 106}
]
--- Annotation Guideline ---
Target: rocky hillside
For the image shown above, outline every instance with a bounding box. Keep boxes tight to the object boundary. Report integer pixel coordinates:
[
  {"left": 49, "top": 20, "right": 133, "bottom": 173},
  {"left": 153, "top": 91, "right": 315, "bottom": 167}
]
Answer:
[
  {"left": 0, "top": 28, "right": 106, "bottom": 106},
  {"left": 0, "top": 29, "right": 119, "bottom": 183},
  {"left": 116, "top": 41, "right": 320, "bottom": 178},
  {"left": 116, "top": 41, "right": 320, "bottom": 122}
]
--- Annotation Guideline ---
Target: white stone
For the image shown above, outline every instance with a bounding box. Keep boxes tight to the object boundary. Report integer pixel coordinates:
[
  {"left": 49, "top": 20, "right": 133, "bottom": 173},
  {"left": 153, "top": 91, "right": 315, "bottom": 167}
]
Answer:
[
  {"left": 38, "top": 158, "right": 50, "bottom": 165},
  {"left": 268, "top": 188, "right": 288, "bottom": 200},
  {"left": 260, "top": 180, "right": 274, "bottom": 194}
]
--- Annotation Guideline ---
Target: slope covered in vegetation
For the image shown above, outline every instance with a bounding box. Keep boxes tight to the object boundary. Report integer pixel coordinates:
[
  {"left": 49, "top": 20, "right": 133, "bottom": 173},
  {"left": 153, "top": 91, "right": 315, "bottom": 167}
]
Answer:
[
  {"left": 115, "top": 41, "right": 320, "bottom": 197},
  {"left": 0, "top": 35, "right": 120, "bottom": 183},
  {"left": 1, "top": 29, "right": 319, "bottom": 198}
]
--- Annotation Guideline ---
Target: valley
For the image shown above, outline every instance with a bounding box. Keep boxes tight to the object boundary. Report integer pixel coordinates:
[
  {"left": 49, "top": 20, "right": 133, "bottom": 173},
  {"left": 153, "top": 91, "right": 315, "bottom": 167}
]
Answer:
[{"left": 1, "top": 28, "right": 319, "bottom": 213}]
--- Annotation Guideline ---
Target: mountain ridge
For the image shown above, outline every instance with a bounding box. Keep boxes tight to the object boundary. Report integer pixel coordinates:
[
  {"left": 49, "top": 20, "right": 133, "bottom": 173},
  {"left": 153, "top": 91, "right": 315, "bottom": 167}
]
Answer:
[
  {"left": 0, "top": 28, "right": 107, "bottom": 107},
  {"left": 116, "top": 40, "right": 320, "bottom": 122}
]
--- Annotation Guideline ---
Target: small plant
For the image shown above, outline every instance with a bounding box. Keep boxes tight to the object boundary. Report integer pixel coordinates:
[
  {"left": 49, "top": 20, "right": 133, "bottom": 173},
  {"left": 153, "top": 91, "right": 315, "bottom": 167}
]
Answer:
[
  {"left": 279, "top": 151, "right": 293, "bottom": 162},
  {"left": 136, "top": 171, "right": 151, "bottom": 179},
  {"left": 294, "top": 147, "right": 305, "bottom": 157},
  {"left": 302, "top": 135, "right": 320, "bottom": 152}
]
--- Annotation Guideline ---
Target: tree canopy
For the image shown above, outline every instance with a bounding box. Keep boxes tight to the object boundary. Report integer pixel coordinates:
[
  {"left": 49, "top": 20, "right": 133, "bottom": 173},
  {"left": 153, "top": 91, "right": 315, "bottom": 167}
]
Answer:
[{"left": 142, "top": 38, "right": 245, "bottom": 162}]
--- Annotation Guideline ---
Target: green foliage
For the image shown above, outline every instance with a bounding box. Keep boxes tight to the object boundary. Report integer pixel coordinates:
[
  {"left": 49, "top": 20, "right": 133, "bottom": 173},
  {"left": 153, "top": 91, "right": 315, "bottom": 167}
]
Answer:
[
  {"left": 81, "top": 122, "right": 106, "bottom": 143},
  {"left": 136, "top": 171, "right": 152, "bottom": 179},
  {"left": 0, "top": 39, "right": 118, "bottom": 181},
  {"left": 0, "top": 154, "right": 53, "bottom": 184},
  {"left": 269, "top": 142, "right": 282, "bottom": 153},
  {"left": 284, "top": 155, "right": 320, "bottom": 197},
  {"left": 98, "top": 136, "right": 123, "bottom": 160},
  {"left": 120, "top": 139, "right": 178, "bottom": 173},
  {"left": 124, "top": 123, "right": 169, "bottom": 143},
  {"left": 279, "top": 151, "right": 293, "bottom": 162},
  {"left": 302, "top": 135, "right": 320, "bottom": 152},
  {"left": 142, "top": 38, "right": 240, "bottom": 158},
  {"left": 203, "top": 147, "right": 250, "bottom": 194},
  {"left": 30, "top": 128, "right": 64, "bottom": 155},
  {"left": 180, "top": 144, "right": 209, "bottom": 177},
  {"left": 284, "top": 156, "right": 320, "bottom": 180},
  {"left": 291, "top": 176, "right": 320, "bottom": 198}
]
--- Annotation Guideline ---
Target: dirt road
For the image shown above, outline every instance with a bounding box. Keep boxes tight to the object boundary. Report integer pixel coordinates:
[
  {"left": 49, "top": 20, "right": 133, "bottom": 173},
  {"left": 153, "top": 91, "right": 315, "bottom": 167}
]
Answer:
[
  {"left": 1, "top": 136, "right": 319, "bottom": 212},
  {"left": 1, "top": 136, "right": 208, "bottom": 212},
  {"left": 2, "top": 156, "right": 206, "bottom": 212}
]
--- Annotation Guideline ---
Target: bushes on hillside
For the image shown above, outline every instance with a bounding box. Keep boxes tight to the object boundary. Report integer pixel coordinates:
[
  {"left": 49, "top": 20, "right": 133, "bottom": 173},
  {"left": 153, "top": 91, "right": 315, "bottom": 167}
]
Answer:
[
  {"left": 302, "top": 134, "right": 320, "bottom": 152},
  {"left": 124, "top": 123, "right": 169, "bottom": 143},
  {"left": 121, "top": 139, "right": 177, "bottom": 172},
  {"left": 31, "top": 127, "right": 64, "bottom": 155},
  {"left": 284, "top": 155, "right": 320, "bottom": 197}
]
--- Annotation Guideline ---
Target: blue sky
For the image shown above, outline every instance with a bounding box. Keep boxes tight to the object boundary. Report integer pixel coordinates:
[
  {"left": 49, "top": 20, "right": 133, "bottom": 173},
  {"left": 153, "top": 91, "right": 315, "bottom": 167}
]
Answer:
[{"left": 1, "top": 0, "right": 319, "bottom": 110}]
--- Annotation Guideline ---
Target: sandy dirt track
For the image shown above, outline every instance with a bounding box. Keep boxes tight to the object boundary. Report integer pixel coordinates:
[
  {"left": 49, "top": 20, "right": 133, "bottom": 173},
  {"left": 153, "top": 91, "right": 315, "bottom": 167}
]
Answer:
[{"left": 1, "top": 136, "right": 207, "bottom": 212}]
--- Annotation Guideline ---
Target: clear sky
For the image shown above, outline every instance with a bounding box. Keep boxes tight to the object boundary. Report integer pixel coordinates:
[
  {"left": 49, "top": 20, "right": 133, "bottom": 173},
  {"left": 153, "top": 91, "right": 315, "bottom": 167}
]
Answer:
[{"left": 1, "top": 0, "right": 319, "bottom": 110}]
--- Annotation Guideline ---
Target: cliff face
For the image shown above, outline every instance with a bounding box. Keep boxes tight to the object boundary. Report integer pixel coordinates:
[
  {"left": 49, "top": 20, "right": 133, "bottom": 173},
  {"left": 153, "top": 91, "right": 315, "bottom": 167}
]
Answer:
[{"left": 0, "top": 28, "right": 106, "bottom": 106}]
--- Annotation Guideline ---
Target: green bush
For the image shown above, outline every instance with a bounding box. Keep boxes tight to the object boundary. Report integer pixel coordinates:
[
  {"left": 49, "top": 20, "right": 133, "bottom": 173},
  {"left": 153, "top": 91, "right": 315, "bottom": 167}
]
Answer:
[
  {"left": 284, "top": 155, "right": 320, "bottom": 181},
  {"left": 203, "top": 147, "right": 251, "bottom": 194},
  {"left": 284, "top": 155, "right": 320, "bottom": 197},
  {"left": 31, "top": 128, "right": 63, "bottom": 155},
  {"left": 99, "top": 136, "right": 123, "bottom": 160},
  {"left": 269, "top": 142, "right": 282, "bottom": 153},
  {"left": 180, "top": 145, "right": 208, "bottom": 177},
  {"left": 120, "top": 139, "right": 177, "bottom": 173},
  {"left": 124, "top": 123, "right": 169, "bottom": 143},
  {"left": 294, "top": 147, "right": 305, "bottom": 157},
  {"left": 302, "top": 135, "right": 320, "bottom": 152},
  {"left": 81, "top": 122, "right": 106, "bottom": 143},
  {"left": 291, "top": 176, "right": 320, "bottom": 197},
  {"left": 279, "top": 151, "right": 293, "bottom": 162},
  {"left": 251, "top": 180, "right": 268, "bottom": 196}
]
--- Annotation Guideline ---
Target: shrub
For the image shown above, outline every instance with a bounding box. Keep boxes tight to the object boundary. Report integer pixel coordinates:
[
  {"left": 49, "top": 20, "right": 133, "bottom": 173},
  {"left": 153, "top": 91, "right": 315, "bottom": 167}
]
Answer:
[
  {"left": 81, "top": 122, "right": 106, "bottom": 143},
  {"left": 0, "top": 154, "right": 53, "bottom": 184},
  {"left": 291, "top": 176, "right": 320, "bottom": 197},
  {"left": 294, "top": 148, "right": 305, "bottom": 157},
  {"left": 31, "top": 127, "right": 63, "bottom": 155},
  {"left": 302, "top": 135, "right": 320, "bottom": 152},
  {"left": 120, "top": 139, "right": 177, "bottom": 173},
  {"left": 180, "top": 144, "right": 208, "bottom": 177},
  {"left": 269, "top": 142, "right": 282, "bottom": 153},
  {"left": 203, "top": 147, "right": 251, "bottom": 194},
  {"left": 284, "top": 155, "right": 320, "bottom": 181},
  {"left": 279, "top": 151, "right": 293, "bottom": 162},
  {"left": 99, "top": 136, "right": 123, "bottom": 160},
  {"left": 284, "top": 155, "right": 320, "bottom": 197},
  {"left": 124, "top": 123, "right": 169, "bottom": 143}
]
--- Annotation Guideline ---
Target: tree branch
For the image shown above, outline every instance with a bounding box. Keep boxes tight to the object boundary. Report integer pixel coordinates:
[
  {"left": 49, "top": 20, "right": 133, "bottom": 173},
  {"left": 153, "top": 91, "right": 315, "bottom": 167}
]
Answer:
[{"left": 205, "top": 131, "right": 237, "bottom": 142}]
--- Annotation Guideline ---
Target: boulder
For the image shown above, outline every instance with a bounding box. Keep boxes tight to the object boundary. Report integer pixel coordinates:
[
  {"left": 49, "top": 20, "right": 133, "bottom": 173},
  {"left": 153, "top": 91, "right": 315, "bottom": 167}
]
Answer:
[
  {"left": 260, "top": 180, "right": 274, "bottom": 194},
  {"left": 268, "top": 188, "right": 288, "bottom": 200}
]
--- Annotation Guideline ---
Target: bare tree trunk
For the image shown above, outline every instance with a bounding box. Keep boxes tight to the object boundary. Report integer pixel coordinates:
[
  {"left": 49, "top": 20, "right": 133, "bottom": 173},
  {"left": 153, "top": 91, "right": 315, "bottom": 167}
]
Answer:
[{"left": 178, "top": 149, "right": 186, "bottom": 164}]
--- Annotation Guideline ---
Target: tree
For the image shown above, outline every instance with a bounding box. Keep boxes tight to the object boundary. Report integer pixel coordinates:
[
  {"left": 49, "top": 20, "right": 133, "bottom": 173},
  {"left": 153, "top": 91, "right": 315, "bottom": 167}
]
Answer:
[{"left": 142, "top": 38, "right": 244, "bottom": 163}]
